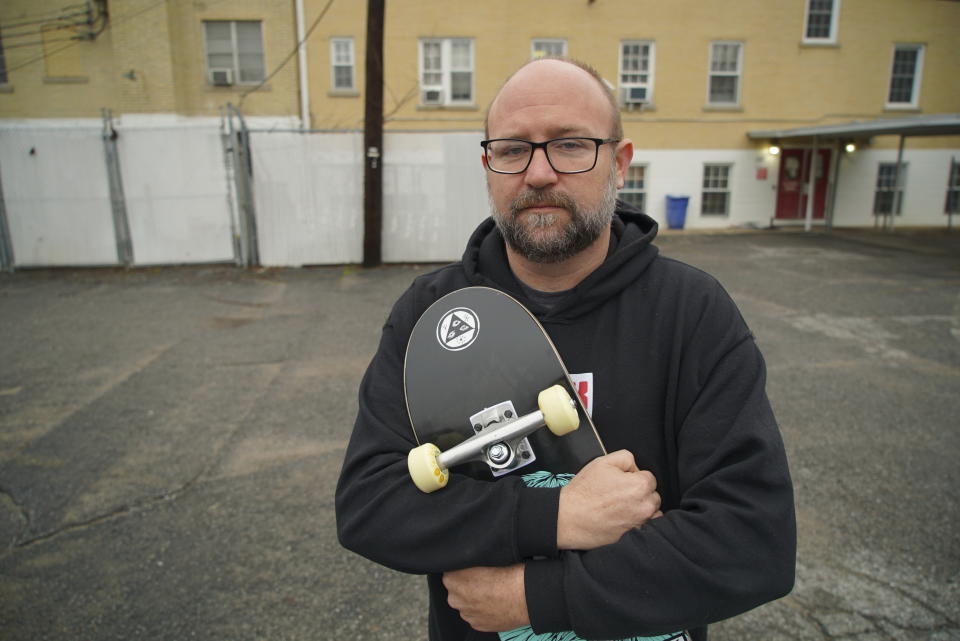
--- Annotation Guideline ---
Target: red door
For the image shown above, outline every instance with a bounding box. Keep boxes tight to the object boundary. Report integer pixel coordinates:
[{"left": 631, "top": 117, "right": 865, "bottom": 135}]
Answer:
[{"left": 776, "top": 148, "right": 831, "bottom": 220}]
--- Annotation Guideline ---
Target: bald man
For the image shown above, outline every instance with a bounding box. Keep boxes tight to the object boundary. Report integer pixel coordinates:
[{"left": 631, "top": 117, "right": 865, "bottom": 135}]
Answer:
[{"left": 337, "top": 58, "right": 795, "bottom": 641}]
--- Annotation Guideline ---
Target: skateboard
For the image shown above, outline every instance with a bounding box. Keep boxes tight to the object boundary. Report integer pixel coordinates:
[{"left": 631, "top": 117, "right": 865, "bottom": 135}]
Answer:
[
  {"left": 404, "top": 286, "right": 605, "bottom": 493},
  {"left": 403, "top": 287, "right": 689, "bottom": 641}
]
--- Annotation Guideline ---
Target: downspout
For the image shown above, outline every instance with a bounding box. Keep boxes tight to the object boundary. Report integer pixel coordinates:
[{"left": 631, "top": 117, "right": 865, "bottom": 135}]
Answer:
[{"left": 295, "top": 0, "right": 310, "bottom": 129}]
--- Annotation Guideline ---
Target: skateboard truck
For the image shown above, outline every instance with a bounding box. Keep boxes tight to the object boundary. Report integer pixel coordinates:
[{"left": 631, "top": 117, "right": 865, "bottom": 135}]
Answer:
[
  {"left": 469, "top": 401, "right": 538, "bottom": 476},
  {"left": 407, "top": 384, "right": 580, "bottom": 493}
]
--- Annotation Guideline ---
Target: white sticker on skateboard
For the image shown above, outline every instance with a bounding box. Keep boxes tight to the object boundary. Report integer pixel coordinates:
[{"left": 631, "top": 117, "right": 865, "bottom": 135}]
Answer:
[{"left": 436, "top": 307, "right": 479, "bottom": 351}]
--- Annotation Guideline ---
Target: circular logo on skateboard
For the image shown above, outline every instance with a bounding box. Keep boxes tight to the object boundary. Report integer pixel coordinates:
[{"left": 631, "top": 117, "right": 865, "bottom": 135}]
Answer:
[{"left": 436, "top": 307, "right": 479, "bottom": 351}]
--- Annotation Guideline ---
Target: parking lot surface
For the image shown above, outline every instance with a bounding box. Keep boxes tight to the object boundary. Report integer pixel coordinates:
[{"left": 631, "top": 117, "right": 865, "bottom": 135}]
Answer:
[{"left": 1, "top": 228, "right": 958, "bottom": 640}]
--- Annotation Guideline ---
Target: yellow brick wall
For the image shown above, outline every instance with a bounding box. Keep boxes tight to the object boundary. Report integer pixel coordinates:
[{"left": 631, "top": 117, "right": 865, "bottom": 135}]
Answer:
[
  {"left": 167, "top": 0, "right": 299, "bottom": 117},
  {"left": 2, "top": 0, "right": 958, "bottom": 146},
  {"left": 0, "top": 0, "right": 298, "bottom": 118},
  {"left": 0, "top": 0, "right": 119, "bottom": 117},
  {"left": 303, "top": 0, "right": 960, "bottom": 149},
  {"left": 110, "top": 0, "right": 177, "bottom": 113}
]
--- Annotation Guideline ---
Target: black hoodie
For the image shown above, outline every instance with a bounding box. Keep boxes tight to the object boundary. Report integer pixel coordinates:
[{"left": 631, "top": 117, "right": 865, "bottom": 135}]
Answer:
[{"left": 336, "top": 204, "right": 796, "bottom": 641}]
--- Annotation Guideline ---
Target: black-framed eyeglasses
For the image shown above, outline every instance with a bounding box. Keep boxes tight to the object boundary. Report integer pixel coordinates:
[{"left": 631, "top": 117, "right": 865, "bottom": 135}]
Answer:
[{"left": 480, "top": 137, "right": 621, "bottom": 175}]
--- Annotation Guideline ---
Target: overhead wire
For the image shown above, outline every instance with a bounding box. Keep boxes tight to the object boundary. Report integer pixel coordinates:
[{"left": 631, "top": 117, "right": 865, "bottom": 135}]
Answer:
[
  {"left": 2, "top": 0, "right": 244, "bottom": 75},
  {"left": 0, "top": 4, "right": 89, "bottom": 31},
  {"left": 3, "top": 0, "right": 163, "bottom": 74},
  {"left": 1, "top": 11, "right": 92, "bottom": 38}
]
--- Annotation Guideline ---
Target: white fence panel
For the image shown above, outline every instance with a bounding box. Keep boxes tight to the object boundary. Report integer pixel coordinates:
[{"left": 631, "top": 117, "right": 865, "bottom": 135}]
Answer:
[
  {"left": 251, "top": 132, "right": 363, "bottom": 266},
  {"left": 118, "top": 120, "right": 234, "bottom": 265},
  {"left": 0, "top": 124, "right": 118, "bottom": 266},
  {"left": 382, "top": 132, "right": 488, "bottom": 263}
]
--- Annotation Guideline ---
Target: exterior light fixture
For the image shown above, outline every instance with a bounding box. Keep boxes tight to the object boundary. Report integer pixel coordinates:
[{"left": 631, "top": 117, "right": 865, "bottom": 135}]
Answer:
[
  {"left": 768, "top": 144, "right": 781, "bottom": 156},
  {"left": 845, "top": 143, "right": 856, "bottom": 153}
]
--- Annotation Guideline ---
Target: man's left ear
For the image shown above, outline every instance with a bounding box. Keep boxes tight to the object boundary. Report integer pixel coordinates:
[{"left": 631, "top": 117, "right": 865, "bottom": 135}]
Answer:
[{"left": 614, "top": 139, "right": 634, "bottom": 189}]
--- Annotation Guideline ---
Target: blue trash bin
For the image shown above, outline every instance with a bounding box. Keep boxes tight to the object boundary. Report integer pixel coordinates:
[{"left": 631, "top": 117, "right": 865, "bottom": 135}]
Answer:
[{"left": 666, "top": 195, "right": 690, "bottom": 230}]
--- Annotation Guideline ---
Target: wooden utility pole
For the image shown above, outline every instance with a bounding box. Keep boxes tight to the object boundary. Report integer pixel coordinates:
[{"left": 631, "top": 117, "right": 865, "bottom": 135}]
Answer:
[{"left": 363, "top": 0, "right": 385, "bottom": 267}]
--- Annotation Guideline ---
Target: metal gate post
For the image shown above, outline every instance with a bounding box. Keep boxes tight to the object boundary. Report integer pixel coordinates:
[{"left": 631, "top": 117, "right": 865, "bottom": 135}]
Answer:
[
  {"left": 102, "top": 109, "right": 134, "bottom": 266},
  {"left": 225, "top": 104, "right": 260, "bottom": 267}
]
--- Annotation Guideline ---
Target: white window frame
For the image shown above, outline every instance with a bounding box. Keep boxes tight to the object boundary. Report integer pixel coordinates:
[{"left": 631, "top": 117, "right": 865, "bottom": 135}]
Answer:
[
  {"left": 419, "top": 38, "right": 474, "bottom": 107},
  {"left": 803, "top": 0, "right": 840, "bottom": 45},
  {"left": 330, "top": 37, "right": 355, "bottom": 91},
  {"left": 707, "top": 41, "right": 742, "bottom": 107},
  {"left": 886, "top": 44, "right": 924, "bottom": 110},
  {"left": 702, "top": 164, "right": 732, "bottom": 216},
  {"left": 531, "top": 39, "right": 567, "bottom": 59},
  {"left": 619, "top": 41, "right": 655, "bottom": 107},
  {"left": 202, "top": 20, "right": 266, "bottom": 86},
  {"left": 620, "top": 165, "right": 648, "bottom": 214}
]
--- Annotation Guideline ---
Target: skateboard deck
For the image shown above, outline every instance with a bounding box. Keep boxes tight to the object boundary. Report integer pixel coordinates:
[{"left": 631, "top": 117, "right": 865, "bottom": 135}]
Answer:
[
  {"left": 404, "top": 286, "right": 605, "bottom": 489},
  {"left": 403, "top": 287, "right": 688, "bottom": 641}
]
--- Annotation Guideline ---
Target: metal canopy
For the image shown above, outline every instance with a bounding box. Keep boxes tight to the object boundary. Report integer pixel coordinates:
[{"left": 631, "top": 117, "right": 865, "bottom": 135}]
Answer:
[
  {"left": 747, "top": 113, "right": 960, "bottom": 141},
  {"left": 748, "top": 113, "right": 960, "bottom": 233}
]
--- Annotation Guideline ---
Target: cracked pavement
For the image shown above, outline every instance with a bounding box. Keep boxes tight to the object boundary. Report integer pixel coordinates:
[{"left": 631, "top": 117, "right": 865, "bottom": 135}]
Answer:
[{"left": 1, "top": 229, "right": 958, "bottom": 640}]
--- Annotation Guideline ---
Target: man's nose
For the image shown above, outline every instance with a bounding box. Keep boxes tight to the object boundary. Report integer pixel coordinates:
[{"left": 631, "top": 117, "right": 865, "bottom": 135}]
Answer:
[{"left": 524, "top": 147, "right": 559, "bottom": 189}]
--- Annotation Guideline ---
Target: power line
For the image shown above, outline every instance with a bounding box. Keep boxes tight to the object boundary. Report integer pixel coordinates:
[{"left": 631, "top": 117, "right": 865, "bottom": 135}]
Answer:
[
  {"left": 4, "top": 0, "right": 165, "bottom": 74},
  {"left": 0, "top": 4, "right": 89, "bottom": 31},
  {"left": 238, "top": 0, "right": 336, "bottom": 108},
  {"left": 3, "top": 37, "right": 78, "bottom": 51},
  {"left": 1, "top": 10, "right": 91, "bottom": 37}
]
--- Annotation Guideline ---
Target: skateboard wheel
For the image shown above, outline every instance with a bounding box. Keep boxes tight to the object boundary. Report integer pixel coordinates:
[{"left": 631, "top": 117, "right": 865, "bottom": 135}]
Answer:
[
  {"left": 408, "top": 443, "right": 449, "bottom": 493},
  {"left": 538, "top": 385, "right": 580, "bottom": 436}
]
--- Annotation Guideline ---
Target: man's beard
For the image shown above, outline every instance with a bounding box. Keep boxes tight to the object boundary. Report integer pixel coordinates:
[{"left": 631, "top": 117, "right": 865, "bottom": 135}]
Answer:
[{"left": 489, "top": 165, "right": 618, "bottom": 264}]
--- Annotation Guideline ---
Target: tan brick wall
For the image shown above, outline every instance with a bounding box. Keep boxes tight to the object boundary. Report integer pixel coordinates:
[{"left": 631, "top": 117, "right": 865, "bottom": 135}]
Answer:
[
  {"left": 301, "top": 0, "right": 960, "bottom": 149},
  {"left": 0, "top": 0, "right": 298, "bottom": 118}
]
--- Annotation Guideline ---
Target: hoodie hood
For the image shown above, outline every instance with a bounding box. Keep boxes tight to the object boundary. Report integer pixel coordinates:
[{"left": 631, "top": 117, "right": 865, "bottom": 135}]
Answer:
[{"left": 461, "top": 199, "right": 660, "bottom": 321}]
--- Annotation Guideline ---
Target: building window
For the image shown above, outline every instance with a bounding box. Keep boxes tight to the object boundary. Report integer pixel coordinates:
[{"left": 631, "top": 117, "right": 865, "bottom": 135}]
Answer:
[
  {"left": 873, "top": 163, "right": 907, "bottom": 216},
  {"left": 620, "top": 165, "right": 647, "bottom": 213},
  {"left": 330, "top": 37, "right": 355, "bottom": 91},
  {"left": 203, "top": 20, "right": 265, "bottom": 86},
  {"left": 702, "top": 164, "right": 732, "bottom": 216},
  {"left": 619, "top": 41, "right": 654, "bottom": 107},
  {"left": 708, "top": 42, "right": 742, "bottom": 106},
  {"left": 531, "top": 39, "right": 566, "bottom": 59},
  {"left": 803, "top": 0, "right": 840, "bottom": 43},
  {"left": 419, "top": 38, "right": 474, "bottom": 106},
  {"left": 887, "top": 44, "right": 924, "bottom": 108}
]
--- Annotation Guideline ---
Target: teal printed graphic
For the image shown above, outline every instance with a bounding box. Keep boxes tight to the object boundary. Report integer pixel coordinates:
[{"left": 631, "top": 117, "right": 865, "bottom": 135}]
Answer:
[
  {"left": 499, "top": 473, "right": 687, "bottom": 641},
  {"left": 521, "top": 471, "right": 575, "bottom": 488}
]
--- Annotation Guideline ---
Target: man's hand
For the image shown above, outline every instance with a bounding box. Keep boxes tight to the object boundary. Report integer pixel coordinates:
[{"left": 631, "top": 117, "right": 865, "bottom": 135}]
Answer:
[
  {"left": 442, "top": 564, "right": 529, "bottom": 632},
  {"left": 557, "top": 449, "right": 662, "bottom": 550}
]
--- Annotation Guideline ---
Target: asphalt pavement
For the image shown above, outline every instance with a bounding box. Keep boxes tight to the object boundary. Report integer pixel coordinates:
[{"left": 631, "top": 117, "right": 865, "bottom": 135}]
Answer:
[{"left": 1, "top": 228, "right": 958, "bottom": 640}]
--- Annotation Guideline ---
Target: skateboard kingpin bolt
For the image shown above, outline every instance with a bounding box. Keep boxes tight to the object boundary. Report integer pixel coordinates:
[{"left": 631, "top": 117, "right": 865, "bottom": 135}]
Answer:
[
  {"left": 504, "top": 410, "right": 514, "bottom": 419},
  {"left": 474, "top": 424, "right": 482, "bottom": 432},
  {"left": 487, "top": 443, "right": 510, "bottom": 465}
]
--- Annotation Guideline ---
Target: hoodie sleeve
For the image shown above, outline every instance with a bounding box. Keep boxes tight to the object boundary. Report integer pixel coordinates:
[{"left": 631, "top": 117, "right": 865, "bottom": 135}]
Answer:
[
  {"left": 335, "top": 283, "right": 561, "bottom": 574},
  {"left": 525, "top": 278, "right": 796, "bottom": 639}
]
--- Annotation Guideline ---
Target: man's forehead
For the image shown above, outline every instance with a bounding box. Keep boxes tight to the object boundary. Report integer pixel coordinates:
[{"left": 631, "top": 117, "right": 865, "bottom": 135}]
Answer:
[{"left": 487, "top": 60, "right": 611, "bottom": 137}]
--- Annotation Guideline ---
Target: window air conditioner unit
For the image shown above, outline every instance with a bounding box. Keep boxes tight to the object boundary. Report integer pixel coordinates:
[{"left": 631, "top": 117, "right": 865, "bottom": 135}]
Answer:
[
  {"left": 210, "top": 68, "right": 234, "bottom": 86},
  {"left": 422, "top": 88, "right": 443, "bottom": 105},
  {"left": 620, "top": 86, "right": 647, "bottom": 108}
]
